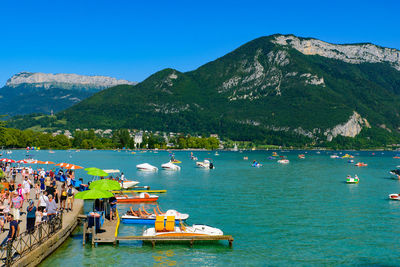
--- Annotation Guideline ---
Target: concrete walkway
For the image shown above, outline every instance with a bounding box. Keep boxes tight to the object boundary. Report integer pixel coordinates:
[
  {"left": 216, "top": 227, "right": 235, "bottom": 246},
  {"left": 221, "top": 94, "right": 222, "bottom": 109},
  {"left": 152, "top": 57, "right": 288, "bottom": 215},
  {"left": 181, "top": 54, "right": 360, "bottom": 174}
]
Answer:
[{"left": 0, "top": 171, "right": 83, "bottom": 250}]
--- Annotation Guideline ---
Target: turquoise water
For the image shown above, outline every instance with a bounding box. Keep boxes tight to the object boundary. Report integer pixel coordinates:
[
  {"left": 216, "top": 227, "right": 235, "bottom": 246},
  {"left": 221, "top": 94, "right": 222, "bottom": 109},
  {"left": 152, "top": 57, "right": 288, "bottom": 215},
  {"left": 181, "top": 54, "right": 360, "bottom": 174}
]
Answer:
[{"left": 8, "top": 149, "right": 400, "bottom": 266}]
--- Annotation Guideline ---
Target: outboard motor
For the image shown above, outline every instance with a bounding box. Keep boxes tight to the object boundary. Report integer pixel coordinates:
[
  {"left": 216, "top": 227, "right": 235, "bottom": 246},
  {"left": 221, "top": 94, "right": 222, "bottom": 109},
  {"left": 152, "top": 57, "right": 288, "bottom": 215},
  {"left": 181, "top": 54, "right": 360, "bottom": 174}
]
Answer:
[{"left": 209, "top": 162, "right": 214, "bottom": 169}]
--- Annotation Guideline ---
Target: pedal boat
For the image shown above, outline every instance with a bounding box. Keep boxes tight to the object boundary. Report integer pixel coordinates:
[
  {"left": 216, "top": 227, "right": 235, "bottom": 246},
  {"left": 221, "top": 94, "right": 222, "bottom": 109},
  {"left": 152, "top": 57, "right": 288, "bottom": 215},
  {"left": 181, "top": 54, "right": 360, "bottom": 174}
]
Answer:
[
  {"left": 346, "top": 177, "right": 359, "bottom": 184},
  {"left": 121, "top": 207, "right": 189, "bottom": 224},
  {"left": 355, "top": 162, "right": 368, "bottom": 167},
  {"left": 277, "top": 159, "right": 289, "bottom": 164},
  {"left": 143, "top": 216, "right": 223, "bottom": 237}
]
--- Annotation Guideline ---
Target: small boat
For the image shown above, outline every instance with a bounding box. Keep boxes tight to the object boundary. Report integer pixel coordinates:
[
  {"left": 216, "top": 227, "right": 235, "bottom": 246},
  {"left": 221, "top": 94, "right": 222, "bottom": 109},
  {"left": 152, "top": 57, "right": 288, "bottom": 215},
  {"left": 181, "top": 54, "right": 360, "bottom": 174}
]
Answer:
[
  {"left": 342, "top": 154, "right": 354, "bottom": 159},
  {"left": 277, "top": 159, "right": 289, "bottom": 164},
  {"left": 390, "top": 168, "right": 400, "bottom": 177},
  {"left": 161, "top": 162, "right": 181, "bottom": 171},
  {"left": 170, "top": 159, "right": 181, "bottom": 164},
  {"left": 389, "top": 194, "right": 400, "bottom": 200},
  {"left": 196, "top": 159, "right": 214, "bottom": 169},
  {"left": 272, "top": 152, "right": 278, "bottom": 157},
  {"left": 330, "top": 155, "right": 340, "bottom": 159},
  {"left": 49, "top": 150, "right": 55, "bottom": 154},
  {"left": 298, "top": 154, "right": 305, "bottom": 159},
  {"left": 346, "top": 176, "right": 359, "bottom": 184},
  {"left": 103, "top": 169, "right": 140, "bottom": 189},
  {"left": 394, "top": 154, "right": 400, "bottom": 159},
  {"left": 122, "top": 207, "right": 189, "bottom": 224},
  {"left": 136, "top": 163, "right": 158, "bottom": 171},
  {"left": 355, "top": 162, "right": 368, "bottom": 167},
  {"left": 214, "top": 152, "right": 220, "bottom": 156},
  {"left": 243, "top": 156, "right": 248, "bottom": 160},
  {"left": 143, "top": 217, "right": 223, "bottom": 237},
  {"left": 251, "top": 161, "right": 262, "bottom": 167},
  {"left": 348, "top": 160, "right": 354, "bottom": 163},
  {"left": 116, "top": 192, "right": 159, "bottom": 203}
]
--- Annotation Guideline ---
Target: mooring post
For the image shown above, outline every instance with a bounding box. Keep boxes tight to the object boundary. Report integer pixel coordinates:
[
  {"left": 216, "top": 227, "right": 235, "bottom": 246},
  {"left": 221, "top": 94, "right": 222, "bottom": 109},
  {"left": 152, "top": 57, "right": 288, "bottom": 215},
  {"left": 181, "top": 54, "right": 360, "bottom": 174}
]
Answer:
[
  {"left": 229, "top": 239, "right": 233, "bottom": 248},
  {"left": 151, "top": 240, "right": 155, "bottom": 248},
  {"left": 190, "top": 240, "right": 194, "bottom": 248},
  {"left": 92, "top": 227, "right": 96, "bottom": 247},
  {"left": 82, "top": 222, "right": 87, "bottom": 245}
]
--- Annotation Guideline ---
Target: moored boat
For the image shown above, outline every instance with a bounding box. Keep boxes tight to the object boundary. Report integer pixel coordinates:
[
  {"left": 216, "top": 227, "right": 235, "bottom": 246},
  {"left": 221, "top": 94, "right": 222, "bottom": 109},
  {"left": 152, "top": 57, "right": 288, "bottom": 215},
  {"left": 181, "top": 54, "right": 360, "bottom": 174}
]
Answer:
[
  {"left": 143, "top": 216, "right": 223, "bottom": 237},
  {"left": 389, "top": 194, "right": 400, "bottom": 200},
  {"left": 122, "top": 207, "right": 189, "bottom": 224},
  {"left": 136, "top": 163, "right": 158, "bottom": 171},
  {"left": 355, "top": 162, "right": 368, "bottom": 167},
  {"left": 161, "top": 162, "right": 181, "bottom": 171},
  {"left": 196, "top": 159, "right": 214, "bottom": 169},
  {"left": 277, "top": 159, "right": 289, "bottom": 164},
  {"left": 346, "top": 175, "right": 359, "bottom": 184},
  {"left": 116, "top": 192, "right": 159, "bottom": 203}
]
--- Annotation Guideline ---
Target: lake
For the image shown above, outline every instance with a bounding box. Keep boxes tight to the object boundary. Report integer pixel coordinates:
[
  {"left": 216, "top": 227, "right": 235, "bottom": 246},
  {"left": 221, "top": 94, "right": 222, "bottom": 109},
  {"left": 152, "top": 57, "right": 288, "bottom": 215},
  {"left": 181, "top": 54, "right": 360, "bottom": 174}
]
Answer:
[{"left": 7, "top": 149, "right": 400, "bottom": 266}]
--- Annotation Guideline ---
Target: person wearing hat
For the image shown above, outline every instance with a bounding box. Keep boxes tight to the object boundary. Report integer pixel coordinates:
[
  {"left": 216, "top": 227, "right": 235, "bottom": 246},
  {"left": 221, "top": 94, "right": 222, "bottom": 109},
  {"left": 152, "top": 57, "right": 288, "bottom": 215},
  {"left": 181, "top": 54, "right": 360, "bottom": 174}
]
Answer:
[{"left": 26, "top": 200, "right": 36, "bottom": 233}]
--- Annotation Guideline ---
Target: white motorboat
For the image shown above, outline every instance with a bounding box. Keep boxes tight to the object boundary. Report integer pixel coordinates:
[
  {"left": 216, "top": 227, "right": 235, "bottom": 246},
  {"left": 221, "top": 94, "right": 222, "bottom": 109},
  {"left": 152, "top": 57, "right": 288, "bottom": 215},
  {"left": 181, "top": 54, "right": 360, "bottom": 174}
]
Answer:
[
  {"left": 196, "top": 159, "right": 214, "bottom": 169},
  {"left": 103, "top": 169, "right": 140, "bottom": 189},
  {"left": 143, "top": 219, "right": 223, "bottom": 237},
  {"left": 161, "top": 162, "right": 181, "bottom": 171},
  {"left": 330, "top": 155, "right": 339, "bottom": 159},
  {"left": 389, "top": 194, "right": 400, "bottom": 200},
  {"left": 277, "top": 159, "right": 289, "bottom": 164},
  {"left": 136, "top": 163, "right": 158, "bottom": 172}
]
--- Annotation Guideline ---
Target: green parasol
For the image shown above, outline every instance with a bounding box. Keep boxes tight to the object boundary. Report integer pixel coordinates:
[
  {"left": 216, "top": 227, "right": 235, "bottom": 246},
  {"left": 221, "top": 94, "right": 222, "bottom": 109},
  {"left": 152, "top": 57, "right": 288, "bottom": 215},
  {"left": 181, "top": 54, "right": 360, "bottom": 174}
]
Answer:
[
  {"left": 84, "top": 167, "right": 99, "bottom": 172},
  {"left": 89, "top": 179, "right": 121, "bottom": 191},
  {"left": 74, "top": 188, "right": 114, "bottom": 200},
  {"left": 87, "top": 169, "right": 109, "bottom": 177}
]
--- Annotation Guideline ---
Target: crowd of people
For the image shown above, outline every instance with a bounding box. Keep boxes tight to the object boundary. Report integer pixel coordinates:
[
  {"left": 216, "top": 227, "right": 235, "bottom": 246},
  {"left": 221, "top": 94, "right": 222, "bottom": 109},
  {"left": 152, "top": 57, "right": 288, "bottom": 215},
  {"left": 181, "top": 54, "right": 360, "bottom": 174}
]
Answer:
[{"left": 0, "top": 162, "right": 77, "bottom": 247}]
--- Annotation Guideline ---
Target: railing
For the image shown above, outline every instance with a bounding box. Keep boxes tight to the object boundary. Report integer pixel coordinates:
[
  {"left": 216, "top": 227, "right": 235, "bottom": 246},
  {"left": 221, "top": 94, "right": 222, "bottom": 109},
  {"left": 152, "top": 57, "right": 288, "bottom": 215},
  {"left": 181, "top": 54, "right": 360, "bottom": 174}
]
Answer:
[{"left": 0, "top": 212, "right": 63, "bottom": 267}]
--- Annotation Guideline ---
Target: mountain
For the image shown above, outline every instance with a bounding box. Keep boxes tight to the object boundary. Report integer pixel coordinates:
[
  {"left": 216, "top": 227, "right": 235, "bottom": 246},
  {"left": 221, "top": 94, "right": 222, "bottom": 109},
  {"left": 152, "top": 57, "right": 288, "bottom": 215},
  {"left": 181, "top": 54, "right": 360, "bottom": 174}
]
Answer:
[
  {"left": 0, "top": 72, "right": 136, "bottom": 116},
  {"left": 9, "top": 35, "right": 400, "bottom": 146}
]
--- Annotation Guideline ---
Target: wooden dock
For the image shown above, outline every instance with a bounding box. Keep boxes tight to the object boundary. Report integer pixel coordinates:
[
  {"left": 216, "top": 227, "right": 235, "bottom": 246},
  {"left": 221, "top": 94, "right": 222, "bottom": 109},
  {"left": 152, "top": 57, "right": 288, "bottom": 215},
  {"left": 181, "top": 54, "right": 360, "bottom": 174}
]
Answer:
[
  {"left": 116, "top": 235, "right": 234, "bottom": 247},
  {"left": 82, "top": 210, "right": 120, "bottom": 246}
]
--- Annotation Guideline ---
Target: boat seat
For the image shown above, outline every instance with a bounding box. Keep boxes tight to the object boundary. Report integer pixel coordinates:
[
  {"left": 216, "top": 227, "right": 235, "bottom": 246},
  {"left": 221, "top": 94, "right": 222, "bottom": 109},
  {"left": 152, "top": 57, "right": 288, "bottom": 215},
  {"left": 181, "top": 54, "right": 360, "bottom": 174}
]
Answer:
[
  {"left": 165, "top": 216, "right": 175, "bottom": 231},
  {"left": 155, "top": 216, "right": 165, "bottom": 232}
]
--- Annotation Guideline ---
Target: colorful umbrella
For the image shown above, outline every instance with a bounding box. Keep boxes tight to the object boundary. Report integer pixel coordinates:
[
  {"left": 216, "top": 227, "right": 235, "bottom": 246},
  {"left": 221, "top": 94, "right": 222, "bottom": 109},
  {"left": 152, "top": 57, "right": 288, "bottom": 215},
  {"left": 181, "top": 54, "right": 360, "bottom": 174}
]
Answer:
[
  {"left": 42, "top": 161, "right": 55, "bottom": 164},
  {"left": 56, "top": 163, "right": 83, "bottom": 169},
  {"left": 87, "top": 169, "right": 109, "bottom": 177},
  {"left": 74, "top": 189, "right": 114, "bottom": 200},
  {"left": 89, "top": 179, "right": 121, "bottom": 191},
  {"left": 16, "top": 160, "right": 28, "bottom": 163},
  {"left": 1, "top": 158, "right": 16, "bottom": 163}
]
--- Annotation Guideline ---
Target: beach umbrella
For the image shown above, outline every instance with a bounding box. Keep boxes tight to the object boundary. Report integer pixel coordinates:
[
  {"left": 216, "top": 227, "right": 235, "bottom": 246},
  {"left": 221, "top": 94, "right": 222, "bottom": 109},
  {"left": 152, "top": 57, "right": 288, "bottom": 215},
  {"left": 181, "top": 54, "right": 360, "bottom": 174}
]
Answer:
[
  {"left": 56, "top": 163, "right": 83, "bottom": 169},
  {"left": 74, "top": 188, "right": 114, "bottom": 200},
  {"left": 1, "top": 158, "right": 15, "bottom": 163},
  {"left": 16, "top": 160, "right": 28, "bottom": 164},
  {"left": 84, "top": 167, "right": 99, "bottom": 172},
  {"left": 87, "top": 169, "right": 109, "bottom": 177},
  {"left": 42, "top": 161, "right": 55, "bottom": 164},
  {"left": 89, "top": 179, "right": 121, "bottom": 191}
]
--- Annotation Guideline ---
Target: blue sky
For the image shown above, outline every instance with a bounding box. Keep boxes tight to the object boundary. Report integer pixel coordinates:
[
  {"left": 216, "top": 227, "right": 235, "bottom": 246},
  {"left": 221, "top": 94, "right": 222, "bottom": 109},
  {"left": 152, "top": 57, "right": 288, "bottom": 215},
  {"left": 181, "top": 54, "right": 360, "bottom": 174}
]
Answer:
[{"left": 0, "top": 0, "right": 399, "bottom": 85}]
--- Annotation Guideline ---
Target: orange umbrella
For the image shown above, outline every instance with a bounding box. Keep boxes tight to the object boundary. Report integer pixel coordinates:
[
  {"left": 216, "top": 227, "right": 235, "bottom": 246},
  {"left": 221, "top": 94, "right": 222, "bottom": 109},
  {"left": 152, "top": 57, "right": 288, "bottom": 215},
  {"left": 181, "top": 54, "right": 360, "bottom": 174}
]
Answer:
[
  {"left": 42, "top": 161, "right": 55, "bottom": 164},
  {"left": 31, "top": 160, "right": 46, "bottom": 164},
  {"left": 56, "top": 163, "right": 83, "bottom": 169}
]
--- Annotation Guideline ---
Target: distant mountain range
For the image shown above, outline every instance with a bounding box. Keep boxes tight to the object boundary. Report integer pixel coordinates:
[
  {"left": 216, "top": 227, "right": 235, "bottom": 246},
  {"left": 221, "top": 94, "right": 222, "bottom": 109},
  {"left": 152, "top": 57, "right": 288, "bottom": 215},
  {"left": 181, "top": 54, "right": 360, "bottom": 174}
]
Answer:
[
  {"left": 7, "top": 34, "right": 400, "bottom": 146},
  {"left": 0, "top": 72, "right": 136, "bottom": 116}
]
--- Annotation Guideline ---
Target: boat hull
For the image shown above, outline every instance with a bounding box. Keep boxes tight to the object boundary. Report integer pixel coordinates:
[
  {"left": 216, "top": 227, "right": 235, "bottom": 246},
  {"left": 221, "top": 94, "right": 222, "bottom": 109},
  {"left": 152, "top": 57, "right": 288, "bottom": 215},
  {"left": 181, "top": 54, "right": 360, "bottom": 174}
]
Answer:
[
  {"left": 121, "top": 217, "right": 187, "bottom": 224},
  {"left": 116, "top": 197, "right": 158, "bottom": 203}
]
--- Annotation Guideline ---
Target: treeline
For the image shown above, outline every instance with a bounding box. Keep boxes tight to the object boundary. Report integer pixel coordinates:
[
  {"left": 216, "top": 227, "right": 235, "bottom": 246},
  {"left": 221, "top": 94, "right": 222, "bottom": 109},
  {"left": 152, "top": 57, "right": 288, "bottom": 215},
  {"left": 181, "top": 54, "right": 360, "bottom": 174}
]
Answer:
[{"left": 0, "top": 126, "right": 220, "bottom": 150}]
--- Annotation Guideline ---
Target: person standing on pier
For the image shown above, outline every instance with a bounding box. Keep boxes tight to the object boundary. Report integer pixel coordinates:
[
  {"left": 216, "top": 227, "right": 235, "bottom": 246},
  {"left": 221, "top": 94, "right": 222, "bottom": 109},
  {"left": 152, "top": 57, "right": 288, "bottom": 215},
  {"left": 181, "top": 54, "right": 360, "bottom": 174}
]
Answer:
[
  {"left": 46, "top": 195, "right": 57, "bottom": 221},
  {"left": 0, "top": 214, "right": 19, "bottom": 247},
  {"left": 26, "top": 200, "right": 36, "bottom": 233},
  {"left": 10, "top": 192, "right": 22, "bottom": 221},
  {"left": 67, "top": 185, "right": 74, "bottom": 211}
]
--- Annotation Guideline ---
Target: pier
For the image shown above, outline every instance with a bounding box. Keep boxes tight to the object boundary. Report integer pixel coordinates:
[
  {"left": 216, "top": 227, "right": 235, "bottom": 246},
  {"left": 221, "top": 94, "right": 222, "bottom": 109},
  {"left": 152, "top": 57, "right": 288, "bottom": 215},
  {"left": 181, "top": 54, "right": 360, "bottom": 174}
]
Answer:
[
  {"left": 116, "top": 235, "right": 234, "bottom": 247},
  {"left": 81, "top": 210, "right": 120, "bottom": 246}
]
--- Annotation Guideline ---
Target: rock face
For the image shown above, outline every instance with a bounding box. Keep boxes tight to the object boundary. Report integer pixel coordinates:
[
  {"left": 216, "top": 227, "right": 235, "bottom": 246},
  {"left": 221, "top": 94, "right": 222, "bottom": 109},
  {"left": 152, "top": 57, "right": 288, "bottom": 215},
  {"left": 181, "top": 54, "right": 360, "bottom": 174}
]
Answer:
[
  {"left": 273, "top": 35, "right": 400, "bottom": 70},
  {"left": 324, "top": 112, "right": 371, "bottom": 141},
  {"left": 0, "top": 72, "right": 136, "bottom": 116},
  {"left": 6, "top": 72, "right": 136, "bottom": 89}
]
